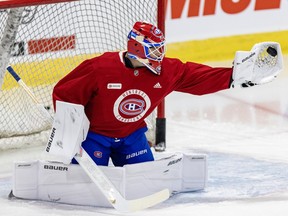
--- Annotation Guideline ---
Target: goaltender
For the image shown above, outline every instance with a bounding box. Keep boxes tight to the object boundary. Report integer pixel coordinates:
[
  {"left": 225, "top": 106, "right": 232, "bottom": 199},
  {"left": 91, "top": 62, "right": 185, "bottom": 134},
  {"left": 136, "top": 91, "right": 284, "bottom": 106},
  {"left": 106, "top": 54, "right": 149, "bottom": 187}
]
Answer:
[{"left": 52, "top": 21, "right": 283, "bottom": 166}]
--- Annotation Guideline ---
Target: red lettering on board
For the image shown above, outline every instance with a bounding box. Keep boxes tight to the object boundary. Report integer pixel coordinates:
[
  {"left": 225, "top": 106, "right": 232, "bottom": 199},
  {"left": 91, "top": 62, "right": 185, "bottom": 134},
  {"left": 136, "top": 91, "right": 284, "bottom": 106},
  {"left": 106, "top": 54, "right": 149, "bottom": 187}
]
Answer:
[{"left": 168, "top": 0, "right": 281, "bottom": 19}]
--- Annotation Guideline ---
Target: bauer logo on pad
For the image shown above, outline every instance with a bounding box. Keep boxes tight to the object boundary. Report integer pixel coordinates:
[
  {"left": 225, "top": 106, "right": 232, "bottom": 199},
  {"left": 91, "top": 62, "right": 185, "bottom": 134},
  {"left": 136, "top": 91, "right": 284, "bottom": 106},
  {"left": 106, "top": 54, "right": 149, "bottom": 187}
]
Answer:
[{"left": 107, "top": 83, "right": 122, "bottom": 89}]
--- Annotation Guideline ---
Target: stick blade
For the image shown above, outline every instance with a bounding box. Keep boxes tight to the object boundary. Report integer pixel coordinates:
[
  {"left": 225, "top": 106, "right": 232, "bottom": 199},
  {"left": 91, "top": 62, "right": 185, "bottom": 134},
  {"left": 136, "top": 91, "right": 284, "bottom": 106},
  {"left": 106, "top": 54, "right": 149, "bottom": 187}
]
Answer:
[
  {"left": 75, "top": 149, "right": 170, "bottom": 213},
  {"left": 113, "top": 188, "right": 170, "bottom": 212}
]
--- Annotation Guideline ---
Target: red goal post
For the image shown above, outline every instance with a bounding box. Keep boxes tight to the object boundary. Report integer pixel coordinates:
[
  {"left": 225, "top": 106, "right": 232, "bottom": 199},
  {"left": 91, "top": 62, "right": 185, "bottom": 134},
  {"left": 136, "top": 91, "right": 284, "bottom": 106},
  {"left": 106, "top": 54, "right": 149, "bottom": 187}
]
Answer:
[
  {"left": 0, "top": 0, "right": 166, "bottom": 151},
  {"left": 0, "top": 0, "right": 76, "bottom": 9}
]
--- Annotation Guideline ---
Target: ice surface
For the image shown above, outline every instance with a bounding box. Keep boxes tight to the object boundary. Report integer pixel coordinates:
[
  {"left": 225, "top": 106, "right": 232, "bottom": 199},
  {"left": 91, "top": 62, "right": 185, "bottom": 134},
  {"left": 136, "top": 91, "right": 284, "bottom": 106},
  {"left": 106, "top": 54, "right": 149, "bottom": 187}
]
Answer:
[{"left": 1, "top": 75, "right": 288, "bottom": 216}]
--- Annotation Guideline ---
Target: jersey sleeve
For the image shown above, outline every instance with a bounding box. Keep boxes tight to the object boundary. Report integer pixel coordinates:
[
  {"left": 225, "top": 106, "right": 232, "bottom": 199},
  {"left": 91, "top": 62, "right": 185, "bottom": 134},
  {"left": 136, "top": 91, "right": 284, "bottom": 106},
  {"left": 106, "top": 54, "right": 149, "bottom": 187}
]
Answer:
[
  {"left": 52, "top": 58, "right": 98, "bottom": 110},
  {"left": 174, "top": 60, "right": 233, "bottom": 95}
]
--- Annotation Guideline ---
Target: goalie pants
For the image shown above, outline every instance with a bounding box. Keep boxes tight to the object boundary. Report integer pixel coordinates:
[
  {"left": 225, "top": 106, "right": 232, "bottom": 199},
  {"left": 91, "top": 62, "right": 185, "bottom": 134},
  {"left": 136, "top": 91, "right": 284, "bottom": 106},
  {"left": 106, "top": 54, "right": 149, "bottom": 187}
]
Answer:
[{"left": 72, "top": 127, "right": 154, "bottom": 166}]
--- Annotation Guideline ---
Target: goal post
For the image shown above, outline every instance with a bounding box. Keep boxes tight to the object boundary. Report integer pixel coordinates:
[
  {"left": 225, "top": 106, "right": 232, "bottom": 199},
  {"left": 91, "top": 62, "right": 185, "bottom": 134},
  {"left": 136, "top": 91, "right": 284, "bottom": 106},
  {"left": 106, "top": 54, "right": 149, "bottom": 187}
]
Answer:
[
  {"left": 155, "top": 0, "right": 166, "bottom": 152},
  {"left": 0, "top": 0, "right": 166, "bottom": 151},
  {"left": 0, "top": 0, "right": 76, "bottom": 9}
]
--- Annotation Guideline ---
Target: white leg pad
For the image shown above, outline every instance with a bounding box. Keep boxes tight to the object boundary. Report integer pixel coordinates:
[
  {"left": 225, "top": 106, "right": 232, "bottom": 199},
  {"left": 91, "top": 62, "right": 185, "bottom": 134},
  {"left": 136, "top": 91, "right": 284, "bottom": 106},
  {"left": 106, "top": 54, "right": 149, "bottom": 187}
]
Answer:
[{"left": 13, "top": 152, "right": 207, "bottom": 207}]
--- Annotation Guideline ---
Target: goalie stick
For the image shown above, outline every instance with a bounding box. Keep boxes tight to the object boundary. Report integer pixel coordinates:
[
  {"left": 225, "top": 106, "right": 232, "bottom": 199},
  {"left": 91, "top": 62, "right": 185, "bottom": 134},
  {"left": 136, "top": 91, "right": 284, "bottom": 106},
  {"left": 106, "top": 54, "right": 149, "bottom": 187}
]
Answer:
[
  {"left": 6, "top": 65, "right": 170, "bottom": 212},
  {"left": 7, "top": 65, "right": 42, "bottom": 104}
]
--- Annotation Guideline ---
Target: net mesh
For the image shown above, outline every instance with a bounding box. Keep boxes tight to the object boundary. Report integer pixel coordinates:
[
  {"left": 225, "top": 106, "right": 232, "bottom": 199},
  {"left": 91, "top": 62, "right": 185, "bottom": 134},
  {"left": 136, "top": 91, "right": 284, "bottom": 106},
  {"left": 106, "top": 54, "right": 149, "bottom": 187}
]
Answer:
[{"left": 0, "top": 0, "right": 158, "bottom": 150}]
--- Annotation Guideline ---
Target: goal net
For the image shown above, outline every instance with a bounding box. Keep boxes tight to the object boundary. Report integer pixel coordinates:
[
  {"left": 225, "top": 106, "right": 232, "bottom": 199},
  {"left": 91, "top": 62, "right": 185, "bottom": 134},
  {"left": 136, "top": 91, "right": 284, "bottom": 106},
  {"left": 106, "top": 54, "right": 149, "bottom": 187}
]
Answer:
[{"left": 0, "top": 0, "right": 163, "bottom": 151}]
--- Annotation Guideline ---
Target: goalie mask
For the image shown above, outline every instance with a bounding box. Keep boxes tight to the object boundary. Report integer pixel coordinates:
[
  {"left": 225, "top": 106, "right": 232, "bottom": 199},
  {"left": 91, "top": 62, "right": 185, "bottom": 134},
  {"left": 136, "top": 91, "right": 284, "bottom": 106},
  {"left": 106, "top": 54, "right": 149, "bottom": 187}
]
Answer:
[{"left": 127, "top": 21, "right": 166, "bottom": 75}]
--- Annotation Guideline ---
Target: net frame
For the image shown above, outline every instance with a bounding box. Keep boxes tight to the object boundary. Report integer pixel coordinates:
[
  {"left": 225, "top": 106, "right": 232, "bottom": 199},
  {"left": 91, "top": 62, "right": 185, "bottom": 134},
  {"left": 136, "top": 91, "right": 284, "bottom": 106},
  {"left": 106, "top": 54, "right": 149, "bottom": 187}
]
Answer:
[{"left": 0, "top": 0, "right": 166, "bottom": 150}]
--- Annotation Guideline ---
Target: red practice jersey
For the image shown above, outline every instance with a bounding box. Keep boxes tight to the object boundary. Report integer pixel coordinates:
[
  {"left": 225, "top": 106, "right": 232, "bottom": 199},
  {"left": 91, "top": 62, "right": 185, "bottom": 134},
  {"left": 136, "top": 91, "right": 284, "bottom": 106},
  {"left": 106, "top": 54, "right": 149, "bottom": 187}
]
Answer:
[{"left": 53, "top": 52, "right": 233, "bottom": 138}]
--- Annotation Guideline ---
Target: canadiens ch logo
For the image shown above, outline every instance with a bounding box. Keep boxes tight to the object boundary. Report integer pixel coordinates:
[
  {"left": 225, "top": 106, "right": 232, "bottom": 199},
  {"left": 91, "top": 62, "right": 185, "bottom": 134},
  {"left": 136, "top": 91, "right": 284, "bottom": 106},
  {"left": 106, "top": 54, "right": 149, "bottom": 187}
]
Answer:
[
  {"left": 151, "top": 26, "right": 164, "bottom": 39},
  {"left": 114, "top": 89, "right": 151, "bottom": 123},
  {"left": 120, "top": 98, "right": 145, "bottom": 115},
  {"left": 94, "top": 151, "right": 102, "bottom": 158}
]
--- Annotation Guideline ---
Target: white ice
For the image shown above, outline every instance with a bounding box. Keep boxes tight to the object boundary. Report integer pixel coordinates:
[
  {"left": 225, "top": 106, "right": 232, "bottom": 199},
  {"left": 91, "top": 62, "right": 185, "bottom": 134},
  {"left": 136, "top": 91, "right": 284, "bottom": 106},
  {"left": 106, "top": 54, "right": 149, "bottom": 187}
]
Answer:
[{"left": 1, "top": 74, "right": 288, "bottom": 216}]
